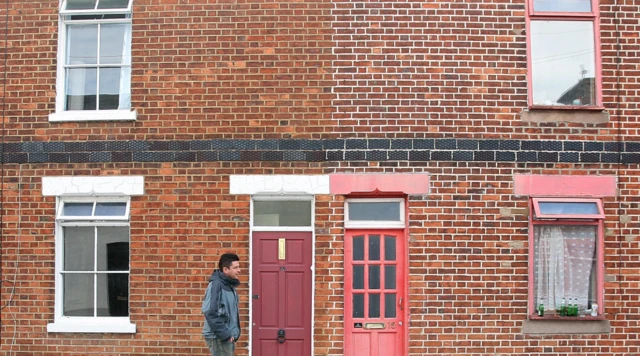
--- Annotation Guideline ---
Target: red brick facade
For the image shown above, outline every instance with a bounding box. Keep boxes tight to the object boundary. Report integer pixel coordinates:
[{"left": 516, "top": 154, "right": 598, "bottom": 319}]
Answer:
[{"left": 2, "top": 0, "right": 640, "bottom": 355}]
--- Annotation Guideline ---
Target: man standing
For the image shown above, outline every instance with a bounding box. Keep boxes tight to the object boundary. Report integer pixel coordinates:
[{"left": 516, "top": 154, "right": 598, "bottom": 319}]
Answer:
[{"left": 202, "top": 253, "right": 241, "bottom": 356}]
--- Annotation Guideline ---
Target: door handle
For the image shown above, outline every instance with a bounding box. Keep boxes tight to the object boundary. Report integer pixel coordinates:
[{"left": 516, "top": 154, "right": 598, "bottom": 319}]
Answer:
[
  {"left": 278, "top": 329, "right": 286, "bottom": 344},
  {"left": 399, "top": 297, "right": 403, "bottom": 310}
]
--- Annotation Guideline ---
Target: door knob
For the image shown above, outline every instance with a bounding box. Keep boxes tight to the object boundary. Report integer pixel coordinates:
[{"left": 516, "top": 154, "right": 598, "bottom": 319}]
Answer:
[{"left": 278, "top": 329, "right": 286, "bottom": 344}]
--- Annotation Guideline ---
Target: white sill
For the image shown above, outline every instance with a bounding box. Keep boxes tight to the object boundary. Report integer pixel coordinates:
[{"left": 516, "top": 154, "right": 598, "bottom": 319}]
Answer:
[
  {"left": 47, "top": 317, "right": 136, "bottom": 333},
  {"left": 49, "top": 110, "right": 137, "bottom": 122}
]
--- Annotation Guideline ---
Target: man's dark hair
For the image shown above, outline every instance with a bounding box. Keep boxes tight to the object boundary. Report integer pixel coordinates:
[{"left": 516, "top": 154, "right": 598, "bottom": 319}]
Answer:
[{"left": 219, "top": 253, "right": 240, "bottom": 271}]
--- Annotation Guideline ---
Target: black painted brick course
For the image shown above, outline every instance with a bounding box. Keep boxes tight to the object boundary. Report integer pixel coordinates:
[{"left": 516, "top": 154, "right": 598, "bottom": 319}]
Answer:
[{"left": 409, "top": 150, "right": 430, "bottom": 161}]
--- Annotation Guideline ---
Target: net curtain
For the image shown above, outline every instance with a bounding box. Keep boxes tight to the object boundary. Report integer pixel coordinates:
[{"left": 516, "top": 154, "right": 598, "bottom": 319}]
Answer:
[{"left": 534, "top": 225, "right": 596, "bottom": 311}]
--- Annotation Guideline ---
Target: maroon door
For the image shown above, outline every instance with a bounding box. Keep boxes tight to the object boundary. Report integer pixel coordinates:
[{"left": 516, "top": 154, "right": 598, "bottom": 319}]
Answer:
[{"left": 252, "top": 232, "right": 312, "bottom": 356}]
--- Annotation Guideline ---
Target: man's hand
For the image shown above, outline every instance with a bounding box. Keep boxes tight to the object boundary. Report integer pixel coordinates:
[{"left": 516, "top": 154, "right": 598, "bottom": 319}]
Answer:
[{"left": 228, "top": 336, "right": 235, "bottom": 342}]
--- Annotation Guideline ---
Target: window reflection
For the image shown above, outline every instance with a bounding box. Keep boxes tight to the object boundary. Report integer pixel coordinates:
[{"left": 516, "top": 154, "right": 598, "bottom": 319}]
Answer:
[
  {"left": 353, "top": 266, "right": 364, "bottom": 289},
  {"left": 369, "top": 265, "right": 380, "bottom": 290},
  {"left": 369, "top": 294, "right": 380, "bottom": 318},
  {"left": 353, "top": 294, "right": 364, "bottom": 318},
  {"left": 538, "top": 202, "right": 599, "bottom": 215},
  {"left": 533, "top": 0, "right": 591, "bottom": 13},
  {"left": 530, "top": 21, "right": 595, "bottom": 106},
  {"left": 369, "top": 235, "right": 380, "bottom": 260}
]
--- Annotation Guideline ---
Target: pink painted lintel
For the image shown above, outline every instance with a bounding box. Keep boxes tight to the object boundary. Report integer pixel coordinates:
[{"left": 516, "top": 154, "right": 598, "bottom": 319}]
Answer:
[
  {"left": 329, "top": 174, "right": 430, "bottom": 195},
  {"left": 514, "top": 174, "right": 616, "bottom": 197}
]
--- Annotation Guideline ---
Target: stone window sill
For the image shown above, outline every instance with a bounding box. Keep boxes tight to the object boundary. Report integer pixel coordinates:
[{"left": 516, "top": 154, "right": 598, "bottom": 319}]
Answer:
[
  {"left": 522, "top": 318, "right": 610, "bottom": 335},
  {"left": 47, "top": 317, "right": 136, "bottom": 333},
  {"left": 521, "top": 109, "right": 609, "bottom": 124},
  {"left": 49, "top": 110, "right": 137, "bottom": 122}
]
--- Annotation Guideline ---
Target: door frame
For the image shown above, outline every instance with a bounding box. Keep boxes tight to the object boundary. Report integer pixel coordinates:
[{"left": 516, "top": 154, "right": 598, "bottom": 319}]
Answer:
[
  {"left": 343, "top": 197, "right": 409, "bottom": 356},
  {"left": 249, "top": 195, "right": 315, "bottom": 356}
]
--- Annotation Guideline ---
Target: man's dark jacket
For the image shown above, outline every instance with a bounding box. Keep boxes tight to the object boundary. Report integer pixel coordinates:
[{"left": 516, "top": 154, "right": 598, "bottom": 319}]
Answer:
[{"left": 202, "top": 270, "right": 241, "bottom": 342}]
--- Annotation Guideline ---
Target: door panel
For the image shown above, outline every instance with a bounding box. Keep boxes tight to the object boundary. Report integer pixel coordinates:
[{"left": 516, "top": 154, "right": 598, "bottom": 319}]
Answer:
[
  {"left": 345, "top": 230, "right": 405, "bottom": 356},
  {"left": 252, "top": 232, "right": 312, "bottom": 356}
]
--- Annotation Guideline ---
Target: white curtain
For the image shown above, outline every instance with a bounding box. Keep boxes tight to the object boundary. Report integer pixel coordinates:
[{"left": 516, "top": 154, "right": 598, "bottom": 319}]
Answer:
[
  {"left": 118, "top": 24, "right": 132, "bottom": 110},
  {"left": 534, "top": 225, "right": 596, "bottom": 311}
]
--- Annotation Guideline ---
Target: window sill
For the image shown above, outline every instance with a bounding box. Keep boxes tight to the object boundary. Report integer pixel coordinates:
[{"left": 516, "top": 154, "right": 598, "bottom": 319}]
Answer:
[
  {"left": 522, "top": 317, "right": 610, "bottom": 335},
  {"left": 48, "top": 110, "right": 137, "bottom": 122},
  {"left": 521, "top": 108, "right": 609, "bottom": 124},
  {"left": 47, "top": 317, "right": 136, "bottom": 333},
  {"left": 529, "top": 313, "right": 605, "bottom": 321}
]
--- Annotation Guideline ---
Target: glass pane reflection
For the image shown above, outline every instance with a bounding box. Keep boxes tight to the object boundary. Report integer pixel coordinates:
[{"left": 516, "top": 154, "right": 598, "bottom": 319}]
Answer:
[
  {"left": 253, "top": 200, "right": 312, "bottom": 226},
  {"left": 349, "top": 202, "right": 400, "bottom": 221},
  {"left": 538, "top": 201, "right": 599, "bottom": 215},
  {"left": 385, "top": 293, "right": 396, "bottom": 318},
  {"left": 385, "top": 235, "right": 396, "bottom": 261},
  {"left": 63, "top": 273, "right": 94, "bottom": 316},
  {"left": 353, "top": 236, "right": 364, "bottom": 261},
  {"left": 64, "top": 226, "right": 94, "bottom": 271},
  {"left": 66, "top": 25, "right": 98, "bottom": 65},
  {"left": 533, "top": 0, "right": 591, "bottom": 13},
  {"left": 530, "top": 21, "right": 595, "bottom": 107},
  {"left": 353, "top": 266, "right": 364, "bottom": 290},
  {"left": 385, "top": 265, "right": 396, "bottom": 289},
  {"left": 369, "top": 265, "right": 380, "bottom": 290},
  {"left": 369, "top": 294, "right": 380, "bottom": 318},
  {"left": 97, "top": 273, "right": 129, "bottom": 316},
  {"left": 353, "top": 294, "right": 364, "bottom": 318},
  {"left": 369, "top": 235, "right": 380, "bottom": 260}
]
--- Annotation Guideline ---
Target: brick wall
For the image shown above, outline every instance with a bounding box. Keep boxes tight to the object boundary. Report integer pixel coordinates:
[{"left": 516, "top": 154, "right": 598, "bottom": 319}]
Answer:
[{"left": 2, "top": 0, "right": 640, "bottom": 355}]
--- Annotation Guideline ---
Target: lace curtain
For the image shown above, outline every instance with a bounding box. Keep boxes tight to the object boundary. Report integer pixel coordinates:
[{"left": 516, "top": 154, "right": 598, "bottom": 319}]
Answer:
[{"left": 534, "top": 225, "right": 596, "bottom": 311}]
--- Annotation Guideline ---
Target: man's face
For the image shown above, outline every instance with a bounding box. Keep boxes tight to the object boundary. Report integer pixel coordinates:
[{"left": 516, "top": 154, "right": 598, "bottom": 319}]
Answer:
[{"left": 223, "top": 261, "right": 241, "bottom": 280}]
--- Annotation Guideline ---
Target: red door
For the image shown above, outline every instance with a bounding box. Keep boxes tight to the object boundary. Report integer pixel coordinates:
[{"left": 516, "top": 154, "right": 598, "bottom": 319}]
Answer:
[
  {"left": 344, "top": 230, "right": 405, "bottom": 356},
  {"left": 252, "top": 232, "right": 312, "bottom": 356}
]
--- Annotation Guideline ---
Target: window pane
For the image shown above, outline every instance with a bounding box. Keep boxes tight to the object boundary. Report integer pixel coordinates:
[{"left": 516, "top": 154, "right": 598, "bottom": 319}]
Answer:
[
  {"left": 64, "top": 226, "right": 95, "bottom": 271},
  {"left": 369, "top": 294, "right": 380, "bottom": 318},
  {"left": 369, "top": 235, "right": 380, "bottom": 261},
  {"left": 253, "top": 201, "right": 312, "bottom": 227},
  {"left": 369, "top": 265, "right": 380, "bottom": 290},
  {"left": 538, "top": 201, "right": 599, "bottom": 215},
  {"left": 533, "top": 225, "right": 596, "bottom": 312},
  {"left": 353, "top": 265, "right": 364, "bottom": 290},
  {"left": 100, "top": 24, "right": 127, "bottom": 64},
  {"left": 349, "top": 202, "right": 401, "bottom": 221},
  {"left": 353, "top": 236, "right": 364, "bottom": 261},
  {"left": 533, "top": 0, "right": 592, "bottom": 12},
  {"left": 530, "top": 21, "right": 595, "bottom": 106},
  {"left": 62, "top": 202, "right": 93, "bottom": 216},
  {"left": 96, "top": 227, "right": 129, "bottom": 271},
  {"left": 66, "top": 68, "right": 97, "bottom": 110},
  {"left": 97, "top": 273, "right": 129, "bottom": 316},
  {"left": 99, "top": 67, "right": 122, "bottom": 110},
  {"left": 385, "top": 293, "right": 396, "bottom": 318},
  {"left": 66, "top": 25, "right": 98, "bottom": 65},
  {"left": 384, "top": 235, "right": 396, "bottom": 261},
  {"left": 385, "top": 265, "right": 396, "bottom": 289},
  {"left": 63, "top": 273, "right": 94, "bottom": 316},
  {"left": 95, "top": 202, "right": 127, "bottom": 216},
  {"left": 65, "top": 0, "right": 97, "bottom": 10},
  {"left": 97, "top": 0, "right": 130, "bottom": 9},
  {"left": 353, "top": 294, "right": 364, "bottom": 318}
]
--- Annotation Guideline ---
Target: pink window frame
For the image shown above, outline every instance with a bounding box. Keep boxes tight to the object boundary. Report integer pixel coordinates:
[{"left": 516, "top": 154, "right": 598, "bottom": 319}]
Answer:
[
  {"left": 525, "top": 0, "right": 603, "bottom": 110},
  {"left": 527, "top": 197, "right": 605, "bottom": 319},
  {"left": 532, "top": 197, "right": 605, "bottom": 219}
]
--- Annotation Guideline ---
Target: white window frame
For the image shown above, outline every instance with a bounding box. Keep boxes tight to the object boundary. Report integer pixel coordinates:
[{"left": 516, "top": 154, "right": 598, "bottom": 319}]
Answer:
[
  {"left": 49, "top": 0, "right": 137, "bottom": 122},
  {"left": 344, "top": 198, "right": 405, "bottom": 229},
  {"left": 43, "top": 175, "right": 143, "bottom": 333}
]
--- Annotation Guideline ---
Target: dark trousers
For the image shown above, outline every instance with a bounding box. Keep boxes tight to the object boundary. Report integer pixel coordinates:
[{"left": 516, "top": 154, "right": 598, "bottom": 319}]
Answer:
[{"left": 205, "top": 337, "right": 235, "bottom": 356}]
